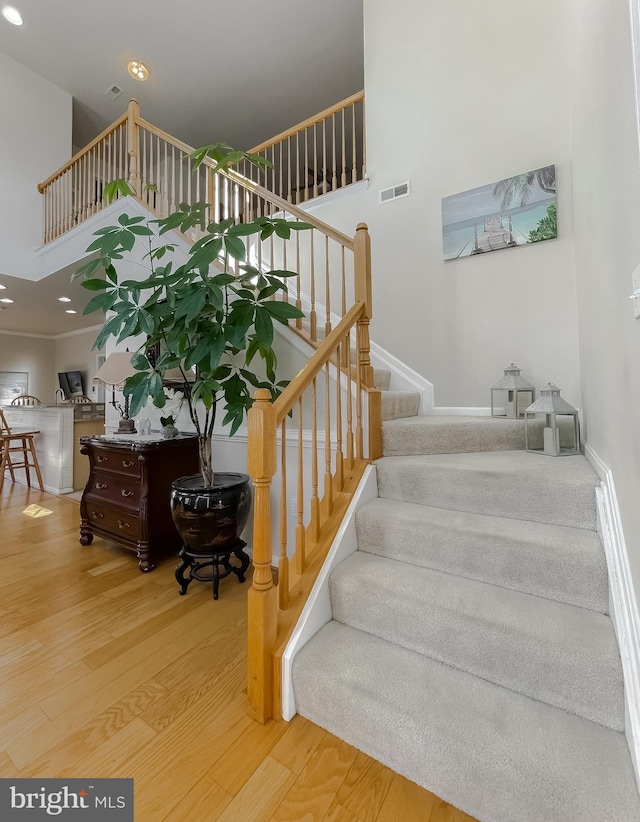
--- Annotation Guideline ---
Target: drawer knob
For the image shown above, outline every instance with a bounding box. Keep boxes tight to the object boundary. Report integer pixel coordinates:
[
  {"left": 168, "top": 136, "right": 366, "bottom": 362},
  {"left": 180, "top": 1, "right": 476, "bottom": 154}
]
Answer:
[
  {"left": 117, "top": 520, "right": 130, "bottom": 530},
  {"left": 91, "top": 512, "right": 104, "bottom": 519},
  {"left": 122, "top": 460, "right": 134, "bottom": 468},
  {"left": 96, "top": 483, "right": 108, "bottom": 490},
  {"left": 96, "top": 455, "right": 109, "bottom": 464},
  {"left": 121, "top": 490, "right": 134, "bottom": 498}
]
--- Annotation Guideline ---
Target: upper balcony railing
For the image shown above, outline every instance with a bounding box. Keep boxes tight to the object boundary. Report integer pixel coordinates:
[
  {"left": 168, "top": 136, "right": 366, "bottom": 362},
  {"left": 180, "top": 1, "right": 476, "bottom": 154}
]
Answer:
[{"left": 239, "top": 91, "right": 366, "bottom": 205}]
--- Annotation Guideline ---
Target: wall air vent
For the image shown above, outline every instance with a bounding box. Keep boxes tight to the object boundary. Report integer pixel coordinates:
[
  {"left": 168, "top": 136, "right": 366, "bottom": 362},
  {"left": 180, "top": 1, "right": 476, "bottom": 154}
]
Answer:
[
  {"left": 379, "top": 181, "right": 411, "bottom": 204},
  {"left": 104, "top": 84, "right": 124, "bottom": 101}
]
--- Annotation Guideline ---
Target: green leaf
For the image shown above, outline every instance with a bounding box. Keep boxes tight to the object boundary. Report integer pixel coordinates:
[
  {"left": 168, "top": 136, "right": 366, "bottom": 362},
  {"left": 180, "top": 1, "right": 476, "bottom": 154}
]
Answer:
[
  {"left": 223, "top": 235, "right": 246, "bottom": 261},
  {"left": 262, "top": 301, "right": 305, "bottom": 323},
  {"left": 81, "top": 278, "right": 108, "bottom": 291},
  {"left": 254, "top": 307, "right": 274, "bottom": 347}
]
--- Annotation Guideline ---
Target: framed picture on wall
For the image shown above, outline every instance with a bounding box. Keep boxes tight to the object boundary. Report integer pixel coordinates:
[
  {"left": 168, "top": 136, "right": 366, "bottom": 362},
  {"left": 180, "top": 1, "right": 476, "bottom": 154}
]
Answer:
[
  {"left": 0, "top": 371, "right": 28, "bottom": 406},
  {"left": 442, "top": 164, "right": 557, "bottom": 260}
]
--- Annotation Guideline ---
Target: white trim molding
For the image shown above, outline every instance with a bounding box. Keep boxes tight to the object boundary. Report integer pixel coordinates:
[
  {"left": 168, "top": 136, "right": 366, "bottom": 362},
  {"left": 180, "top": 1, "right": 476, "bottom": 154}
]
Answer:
[{"left": 584, "top": 442, "right": 640, "bottom": 788}]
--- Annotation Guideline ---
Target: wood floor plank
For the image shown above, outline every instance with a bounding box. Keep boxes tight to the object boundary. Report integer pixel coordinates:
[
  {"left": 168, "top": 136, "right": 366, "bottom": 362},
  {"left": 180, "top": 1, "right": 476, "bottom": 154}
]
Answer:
[
  {"left": 0, "top": 750, "right": 19, "bottom": 778},
  {"left": 375, "top": 772, "right": 438, "bottom": 821},
  {"left": 162, "top": 773, "right": 233, "bottom": 822},
  {"left": 19, "top": 682, "right": 167, "bottom": 778},
  {"left": 208, "top": 717, "right": 290, "bottom": 796},
  {"left": 322, "top": 801, "right": 360, "bottom": 822},
  {"left": 336, "top": 750, "right": 395, "bottom": 822},
  {"left": 216, "top": 756, "right": 297, "bottom": 822},
  {"left": 271, "top": 734, "right": 359, "bottom": 821},
  {"left": 429, "top": 798, "right": 478, "bottom": 822},
  {"left": 269, "top": 714, "right": 327, "bottom": 775}
]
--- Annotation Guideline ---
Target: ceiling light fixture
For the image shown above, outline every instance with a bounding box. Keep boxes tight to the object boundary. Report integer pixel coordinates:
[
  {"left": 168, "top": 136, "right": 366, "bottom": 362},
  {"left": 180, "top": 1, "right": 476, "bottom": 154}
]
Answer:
[
  {"left": 58, "top": 296, "right": 72, "bottom": 303},
  {"left": 2, "top": 6, "right": 22, "bottom": 25},
  {"left": 127, "top": 60, "right": 149, "bottom": 81},
  {"left": 0, "top": 297, "right": 14, "bottom": 304},
  {"left": 0, "top": 283, "right": 6, "bottom": 289},
  {"left": 65, "top": 309, "right": 77, "bottom": 314}
]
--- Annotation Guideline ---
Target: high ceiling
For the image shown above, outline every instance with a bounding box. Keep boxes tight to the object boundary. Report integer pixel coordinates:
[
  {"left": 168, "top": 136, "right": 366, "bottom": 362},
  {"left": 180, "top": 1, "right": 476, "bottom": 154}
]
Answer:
[{"left": 0, "top": 0, "right": 364, "bottom": 337}]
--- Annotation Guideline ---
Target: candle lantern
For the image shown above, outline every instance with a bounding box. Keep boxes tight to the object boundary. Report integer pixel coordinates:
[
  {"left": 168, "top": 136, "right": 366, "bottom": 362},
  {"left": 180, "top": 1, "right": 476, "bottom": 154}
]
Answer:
[
  {"left": 491, "top": 363, "right": 535, "bottom": 419},
  {"left": 524, "top": 383, "right": 580, "bottom": 456}
]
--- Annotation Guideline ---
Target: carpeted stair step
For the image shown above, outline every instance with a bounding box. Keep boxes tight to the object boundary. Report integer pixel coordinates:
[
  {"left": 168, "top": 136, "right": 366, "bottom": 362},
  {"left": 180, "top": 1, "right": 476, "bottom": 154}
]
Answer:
[
  {"left": 383, "top": 414, "right": 528, "bottom": 455},
  {"left": 292, "top": 621, "right": 640, "bottom": 822},
  {"left": 376, "top": 450, "right": 598, "bottom": 530},
  {"left": 373, "top": 367, "right": 391, "bottom": 391},
  {"left": 354, "top": 498, "right": 608, "bottom": 612},
  {"left": 329, "top": 551, "right": 623, "bottom": 730},
  {"left": 381, "top": 390, "right": 420, "bottom": 420}
]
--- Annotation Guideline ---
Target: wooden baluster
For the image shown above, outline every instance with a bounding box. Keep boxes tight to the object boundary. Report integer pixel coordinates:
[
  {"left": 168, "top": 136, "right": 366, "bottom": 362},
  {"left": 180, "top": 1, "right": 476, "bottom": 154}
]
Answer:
[
  {"left": 141, "top": 130, "right": 147, "bottom": 202},
  {"left": 322, "top": 116, "right": 327, "bottom": 195},
  {"left": 282, "top": 232, "right": 288, "bottom": 302},
  {"left": 324, "top": 362, "right": 333, "bottom": 513},
  {"left": 295, "top": 227, "right": 303, "bottom": 329},
  {"left": 352, "top": 103, "right": 358, "bottom": 184},
  {"left": 355, "top": 332, "right": 364, "bottom": 460},
  {"left": 325, "top": 235, "right": 331, "bottom": 337},
  {"left": 310, "top": 377, "right": 320, "bottom": 543},
  {"left": 345, "top": 335, "right": 354, "bottom": 468},
  {"left": 335, "top": 344, "right": 344, "bottom": 490},
  {"left": 310, "top": 232, "right": 317, "bottom": 341},
  {"left": 162, "top": 139, "right": 169, "bottom": 217},
  {"left": 287, "top": 136, "right": 292, "bottom": 203},
  {"left": 296, "top": 131, "right": 300, "bottom": 205},
  {"left": 295, "top": 397, "right": 305, "bottom": 574},
  {"left": 278, "top": 419, "right": 289, "bottom": 610},
  {"left": 340, "top": 245, "right": 348, "bottom": 366},
  {"left": 331, "top": 112, "right": 338, "bottom": 191},
  {"left": 126, "top": 99, "right": 141, "bottom": 197},
  {"left": 313, "top": 123, "right": 318, "bottom": 198},
  {"left": 247, "top": 388, "right": 277, "bottom": 724},
  {"left": 279, "top": 141, "right": 283, "bottom": 200},
  {"left": 304, "top": 125, "right": 309, "bottom": 201},
  {"left": 341, "top": 108, "right": 347, "bottom": 188},
  {"left": 354, "top": 223, "right": 374, "bottom": 388}
]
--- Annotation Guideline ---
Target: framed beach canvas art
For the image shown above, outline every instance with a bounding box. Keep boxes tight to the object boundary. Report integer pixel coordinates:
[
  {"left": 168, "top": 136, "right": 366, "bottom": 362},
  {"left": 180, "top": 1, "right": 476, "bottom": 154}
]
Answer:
[{"left": 442, "top": 165, "right": 557, "bottom": 260}]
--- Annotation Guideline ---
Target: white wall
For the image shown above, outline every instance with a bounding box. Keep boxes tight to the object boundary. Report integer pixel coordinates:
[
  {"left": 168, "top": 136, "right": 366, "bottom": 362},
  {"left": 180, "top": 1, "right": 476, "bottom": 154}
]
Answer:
[
  {"left": 0, "top": 332, "right": 56, "bottom": 401},
  {"left": 310, "top": 0, "right": 580, "bottom": 409},
  {"left": 54, "top": 327, "right": 104, "bottom": 399},
  {"left": 569, "top": 0, "right": 640, "bottom": 598},
  {"left": 0, "top": 50, "right": 72, "bottom": 281}
]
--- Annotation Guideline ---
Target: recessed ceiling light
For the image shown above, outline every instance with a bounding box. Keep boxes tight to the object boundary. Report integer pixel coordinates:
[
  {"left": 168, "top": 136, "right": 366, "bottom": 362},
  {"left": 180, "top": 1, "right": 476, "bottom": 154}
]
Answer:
[
  {"left": 0, "top": 297, "right": 14, "bottom": 304},
  {"left": 0, "top": 283, "right": 6, "bottom": 289},
  {"left": 128, "top": 60, "right": 149, "bottom": 81},
  {"left": 65, "top": 309, "right": 77, "bottom": 314},
  {"left": 58, "top": 296, "right": 72, "bottom": 303},
  {"left": 2, "top": 6, "right": 22, "bottom": 25}
]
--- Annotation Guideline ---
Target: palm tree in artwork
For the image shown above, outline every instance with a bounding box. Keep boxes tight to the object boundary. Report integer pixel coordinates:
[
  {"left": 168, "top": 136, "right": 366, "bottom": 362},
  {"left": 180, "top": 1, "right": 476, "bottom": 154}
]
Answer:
[{"left": 493, "top": 165, "right": 556, "bottom": 209}]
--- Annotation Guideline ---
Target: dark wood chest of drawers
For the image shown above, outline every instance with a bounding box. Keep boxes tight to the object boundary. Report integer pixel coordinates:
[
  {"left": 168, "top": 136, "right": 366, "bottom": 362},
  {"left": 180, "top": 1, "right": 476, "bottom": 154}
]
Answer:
[{"left": 79, "top": 435, "right": 200, "bottom": 572}]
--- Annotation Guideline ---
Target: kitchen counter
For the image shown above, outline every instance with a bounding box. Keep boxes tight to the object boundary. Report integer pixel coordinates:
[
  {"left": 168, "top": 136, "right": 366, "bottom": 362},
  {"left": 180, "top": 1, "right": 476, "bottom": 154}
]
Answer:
[{"left": 2, "top": 404, "right": 105, "bottom": 494}]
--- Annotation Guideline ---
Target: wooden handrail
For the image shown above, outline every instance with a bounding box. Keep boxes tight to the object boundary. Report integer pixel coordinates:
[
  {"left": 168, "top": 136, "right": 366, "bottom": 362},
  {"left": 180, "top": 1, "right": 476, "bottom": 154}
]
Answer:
[
  {"left": 272, "top": 301, "right": 364, "bottom": 422},
  {"left": 249, "top": 90, "right": 365, "bottom": 154},
  {"left": 37, "top": 112, "right": 128, "bottom": 192}
]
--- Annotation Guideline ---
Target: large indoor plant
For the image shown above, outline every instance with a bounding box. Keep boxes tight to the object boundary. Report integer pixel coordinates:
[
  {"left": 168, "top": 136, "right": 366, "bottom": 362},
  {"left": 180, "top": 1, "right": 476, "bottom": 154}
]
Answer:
[{"left": 75, "top": 145, "right": 309, "bottom": 552}]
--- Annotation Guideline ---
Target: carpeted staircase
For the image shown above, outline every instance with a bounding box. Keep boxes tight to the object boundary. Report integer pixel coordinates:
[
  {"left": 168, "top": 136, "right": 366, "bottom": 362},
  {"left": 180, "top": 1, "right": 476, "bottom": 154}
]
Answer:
[{"left": 291, "top": 371, "right": 640, "bottom": 821}]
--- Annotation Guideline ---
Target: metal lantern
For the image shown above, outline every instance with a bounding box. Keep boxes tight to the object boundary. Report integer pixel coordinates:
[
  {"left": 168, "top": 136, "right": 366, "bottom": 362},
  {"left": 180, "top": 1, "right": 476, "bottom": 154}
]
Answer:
[
  {"left": 524, "top": 383, "right": 580, "bottom": 456},
  {"left": 491, "top": 363, "right": 535, "bottom": 419}
]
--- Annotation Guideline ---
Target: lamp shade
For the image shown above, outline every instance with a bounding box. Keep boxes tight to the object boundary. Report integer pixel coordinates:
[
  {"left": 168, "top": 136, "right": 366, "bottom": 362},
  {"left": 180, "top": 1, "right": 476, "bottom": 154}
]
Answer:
[{"left": 93, "top": 351, "right": 138, "bottom": 387}]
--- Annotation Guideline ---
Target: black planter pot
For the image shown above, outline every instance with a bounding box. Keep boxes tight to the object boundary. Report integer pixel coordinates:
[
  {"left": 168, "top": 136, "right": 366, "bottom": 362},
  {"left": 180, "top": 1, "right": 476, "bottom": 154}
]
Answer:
[{"left": 170, "top": 472, "right": 252, "bottom": 555}]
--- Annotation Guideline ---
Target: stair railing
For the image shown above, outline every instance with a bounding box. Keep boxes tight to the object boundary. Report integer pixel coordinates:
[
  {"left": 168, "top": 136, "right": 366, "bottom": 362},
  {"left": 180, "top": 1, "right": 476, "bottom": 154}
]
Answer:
[
  {"left": 247, "top": 222, "right": 381, "bottom": 723},
  {"left": 239, "top": 91, "right": 366, "bottom": 205}
]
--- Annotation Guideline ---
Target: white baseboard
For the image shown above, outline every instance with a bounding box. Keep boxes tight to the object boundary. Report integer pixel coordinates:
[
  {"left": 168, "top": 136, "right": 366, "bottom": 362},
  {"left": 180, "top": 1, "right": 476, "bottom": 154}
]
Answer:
[
  {"left": 583, "top": 443, "right": 640, "bottom": 790},
  {"left": 281, "top": 464, "right": 378, "bottom": 721}
]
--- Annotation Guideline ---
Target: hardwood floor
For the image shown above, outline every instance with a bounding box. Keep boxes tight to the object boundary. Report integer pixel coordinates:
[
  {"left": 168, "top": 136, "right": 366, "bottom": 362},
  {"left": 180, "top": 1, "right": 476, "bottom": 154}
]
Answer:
[{"left": 0, "top": 481, "right": 476, "bottom": 821}]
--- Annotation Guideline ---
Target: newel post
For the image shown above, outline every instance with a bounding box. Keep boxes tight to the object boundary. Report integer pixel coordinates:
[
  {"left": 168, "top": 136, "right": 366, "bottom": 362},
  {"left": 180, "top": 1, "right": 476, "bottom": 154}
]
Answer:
[
  {"left": 354, "top": 222, "right": 374, "bottom": 388},
  {"left": 126, "top": 99, "right": 141, "bottom": 197},
  {"left": 247, "top": 388, "right": 278, "bottom": 723}
]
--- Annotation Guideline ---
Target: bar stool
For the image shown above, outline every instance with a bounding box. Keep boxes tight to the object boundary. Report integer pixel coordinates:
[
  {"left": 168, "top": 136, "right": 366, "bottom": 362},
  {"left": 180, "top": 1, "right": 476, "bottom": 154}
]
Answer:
[
  {"left": 0, "top": 409, "right": 44, "bottom": 490},
  {"left": 10, "top": 395, "right": 42, "bottom": 406}
]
